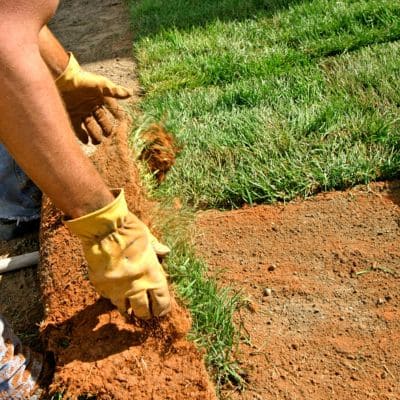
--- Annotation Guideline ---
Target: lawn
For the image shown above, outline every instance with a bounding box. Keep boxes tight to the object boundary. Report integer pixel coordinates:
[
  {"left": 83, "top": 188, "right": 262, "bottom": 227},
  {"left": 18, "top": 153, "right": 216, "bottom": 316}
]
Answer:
[
  {"left": 130, "top": 0, "right": 400, "bottom": 209},
  {"left": 128, "top": 0, "right": 400, "bottom": 390}
]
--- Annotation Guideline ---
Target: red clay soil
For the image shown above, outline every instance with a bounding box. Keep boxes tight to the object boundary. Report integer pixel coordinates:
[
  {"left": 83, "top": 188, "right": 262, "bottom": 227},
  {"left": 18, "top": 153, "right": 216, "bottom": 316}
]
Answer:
[
  {"left": 139, "top": 123, "right": 179, "bottom": 183},
  {"left": 195, "top": 182, "right": 400, "bottom": 400},
  {"left": 39, "top": 113, "right": 216, "bottom": 399}
]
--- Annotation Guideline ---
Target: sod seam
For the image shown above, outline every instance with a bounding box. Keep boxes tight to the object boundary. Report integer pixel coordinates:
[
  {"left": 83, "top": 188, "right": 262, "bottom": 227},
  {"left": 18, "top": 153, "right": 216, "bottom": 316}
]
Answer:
[{"left": 130, "top": 126, "right": 244, "bottom": 390}]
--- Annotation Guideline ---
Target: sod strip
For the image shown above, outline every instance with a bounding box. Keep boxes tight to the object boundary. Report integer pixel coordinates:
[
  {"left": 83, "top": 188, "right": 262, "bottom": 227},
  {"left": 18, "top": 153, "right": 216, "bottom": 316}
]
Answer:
[{"left": 130, "top": 0, "right": 400, "bottom": 209}]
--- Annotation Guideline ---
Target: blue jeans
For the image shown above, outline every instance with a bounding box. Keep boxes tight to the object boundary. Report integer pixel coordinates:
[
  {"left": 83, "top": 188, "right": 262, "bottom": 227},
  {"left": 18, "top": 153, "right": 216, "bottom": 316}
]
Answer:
[{"left": 0, "top": 144, "right": 41, "bottom": 222}]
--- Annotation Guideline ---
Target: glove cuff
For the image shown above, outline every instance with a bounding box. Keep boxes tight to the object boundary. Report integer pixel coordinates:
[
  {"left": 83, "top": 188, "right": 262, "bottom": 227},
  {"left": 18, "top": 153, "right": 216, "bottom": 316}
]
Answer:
[
  {"left": 64, "top": 189, "right": 128, "bottom": 239},
  {"left": 55, "top": 52, "right": 81, "bottom": 92}
]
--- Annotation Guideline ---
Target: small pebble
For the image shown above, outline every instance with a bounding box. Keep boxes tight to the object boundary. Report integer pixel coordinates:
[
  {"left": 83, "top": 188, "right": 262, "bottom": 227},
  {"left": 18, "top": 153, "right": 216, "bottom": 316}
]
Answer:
[
  {"left": 263, "top": 288, "right": 272, "bottom": 297},
  {"left": 376, "top": 298, "right": 385, "bottom": 306},
  {"left": 268, "top": 264, "right": 277, "bottom": 272}
]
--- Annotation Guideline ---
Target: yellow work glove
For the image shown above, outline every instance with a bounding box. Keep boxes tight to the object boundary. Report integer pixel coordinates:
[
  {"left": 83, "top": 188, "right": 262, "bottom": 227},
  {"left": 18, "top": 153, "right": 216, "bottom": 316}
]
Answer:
[
  {"left": 56, "top": 53, "right": 132, "bottom": 144},
  {"left": 65, "top": 189, "right": 171, "bottom": 319}
]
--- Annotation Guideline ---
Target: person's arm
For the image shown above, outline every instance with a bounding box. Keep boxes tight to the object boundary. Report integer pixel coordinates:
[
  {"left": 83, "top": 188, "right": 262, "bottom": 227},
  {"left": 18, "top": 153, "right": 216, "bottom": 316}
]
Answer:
[
  {"left": 0, "top": 3, "right": 113, "bottom": 217},
  {"left": 39, "top": 25, "right": 69, "bottom": 78},
  {"left": 0, "top": 0, "right": 171, "bottom": 320}
]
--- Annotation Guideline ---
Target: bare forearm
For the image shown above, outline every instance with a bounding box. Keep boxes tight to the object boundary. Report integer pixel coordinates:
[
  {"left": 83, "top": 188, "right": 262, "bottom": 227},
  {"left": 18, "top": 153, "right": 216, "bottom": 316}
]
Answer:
[
  {"left": 0, "top": 18, "right": 113, "bottom": 217},
  {"left": 39, "top": 25, "right": 70, "bottom": 78}
]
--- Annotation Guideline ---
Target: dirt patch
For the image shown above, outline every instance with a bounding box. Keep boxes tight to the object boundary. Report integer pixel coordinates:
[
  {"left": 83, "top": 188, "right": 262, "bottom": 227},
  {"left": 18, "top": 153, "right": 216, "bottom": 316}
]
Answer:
[{"left": 195, "top": 181, "right": 400, "bottom": 400}]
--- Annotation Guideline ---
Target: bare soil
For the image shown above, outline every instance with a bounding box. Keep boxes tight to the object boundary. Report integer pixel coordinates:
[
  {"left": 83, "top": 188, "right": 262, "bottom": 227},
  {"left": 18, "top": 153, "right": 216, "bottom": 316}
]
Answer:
[{"left": 195, "top": 181, "right": 400, "bottom": 400}]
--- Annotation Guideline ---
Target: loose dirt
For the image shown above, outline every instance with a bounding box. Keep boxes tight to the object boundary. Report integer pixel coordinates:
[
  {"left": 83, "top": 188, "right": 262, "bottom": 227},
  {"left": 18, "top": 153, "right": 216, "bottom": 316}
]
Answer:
[
  {"left": 195, "top": 181, "right": 400, "bottom": 400},
  {"left": 139, "top": 123, "right": 179, "bottom": 183}
]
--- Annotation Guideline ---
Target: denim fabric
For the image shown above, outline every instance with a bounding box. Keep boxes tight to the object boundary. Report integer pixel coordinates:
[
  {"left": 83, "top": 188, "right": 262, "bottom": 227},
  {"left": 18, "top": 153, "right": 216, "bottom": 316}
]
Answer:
[{"left": 0, "top": 144, "right": 41, "bottom": 222}]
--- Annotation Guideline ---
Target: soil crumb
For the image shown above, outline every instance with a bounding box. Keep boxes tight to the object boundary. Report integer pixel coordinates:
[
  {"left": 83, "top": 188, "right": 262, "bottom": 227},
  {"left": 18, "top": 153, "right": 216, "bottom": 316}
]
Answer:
[
  {"left": 195, "top": 181, "right": 400, "bottom": 400},
  {"left": 139, "top": 123, "right": 178, "bottom": 183}
]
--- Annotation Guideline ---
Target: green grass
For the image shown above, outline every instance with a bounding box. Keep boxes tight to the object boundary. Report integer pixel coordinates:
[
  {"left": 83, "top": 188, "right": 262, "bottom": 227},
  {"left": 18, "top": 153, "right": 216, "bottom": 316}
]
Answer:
[
  {"left": 129, "top": 0, "right": 400, "bottom": 391},
  {"left": 130, "top": 0, "right": 400, "bottom": 208},
  {"left": 155, "top": 210, "right": 242, "bottom": 387}
]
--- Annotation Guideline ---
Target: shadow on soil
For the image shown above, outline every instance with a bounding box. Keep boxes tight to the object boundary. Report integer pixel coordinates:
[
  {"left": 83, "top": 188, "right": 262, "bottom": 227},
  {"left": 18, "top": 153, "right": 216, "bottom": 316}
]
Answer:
[
  {"left": 130, "top": 0, "right": 308, "bottom": 38},
  {"left": 41, "top": 298, "right": 181, "bottom": 365},
  {"left": 42, "top": 299, "right": 148, "bottom": 364},
  {"left": 386, "top": 180, "right": 400, "bottom": 207}
]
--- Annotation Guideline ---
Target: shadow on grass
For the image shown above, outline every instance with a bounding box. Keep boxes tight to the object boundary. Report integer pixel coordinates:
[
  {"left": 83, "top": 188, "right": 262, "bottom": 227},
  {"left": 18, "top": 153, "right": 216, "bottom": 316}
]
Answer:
[{"left": 130, "top": 0, "right": 307, "bottom": 38}]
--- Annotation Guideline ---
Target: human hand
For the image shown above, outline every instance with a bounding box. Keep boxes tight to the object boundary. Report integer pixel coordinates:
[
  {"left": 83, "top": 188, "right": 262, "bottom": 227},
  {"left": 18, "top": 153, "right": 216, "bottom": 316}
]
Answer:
[
  {"left": 65, "top": 189, "right": 171, "bottom": 319},
  {"left": 56, "top": 53, "right": 132, "bottom": 144}
]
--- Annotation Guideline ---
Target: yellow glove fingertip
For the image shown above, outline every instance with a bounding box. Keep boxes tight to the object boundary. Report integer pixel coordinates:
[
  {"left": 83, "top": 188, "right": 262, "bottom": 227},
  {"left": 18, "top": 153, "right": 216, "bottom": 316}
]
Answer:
[
  {"left": 149, "top": 287, "right": 171, "bottom": 318},
  {"left": 129, "top": 291, "right": 151, "bottom": 320},
  {"left": 111, "top": 85, "right": 133, "bottom": 99},
  {"left": 150, "top": 235, "right": 171, "bottom": 256}
]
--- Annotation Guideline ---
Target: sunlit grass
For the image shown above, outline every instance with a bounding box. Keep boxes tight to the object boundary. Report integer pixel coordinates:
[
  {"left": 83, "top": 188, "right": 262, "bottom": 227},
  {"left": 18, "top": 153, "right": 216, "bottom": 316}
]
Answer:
[{"left": 131, "top": 0, "right": 400, "bottom": 208}]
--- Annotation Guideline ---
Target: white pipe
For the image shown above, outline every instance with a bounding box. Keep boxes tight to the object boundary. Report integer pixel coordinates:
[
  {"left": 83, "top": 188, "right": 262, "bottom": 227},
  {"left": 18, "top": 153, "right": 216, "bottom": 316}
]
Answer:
[{"left": 0, "top": 251, "right": 39, "bottom": 274}]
